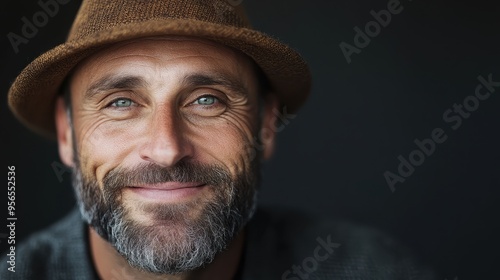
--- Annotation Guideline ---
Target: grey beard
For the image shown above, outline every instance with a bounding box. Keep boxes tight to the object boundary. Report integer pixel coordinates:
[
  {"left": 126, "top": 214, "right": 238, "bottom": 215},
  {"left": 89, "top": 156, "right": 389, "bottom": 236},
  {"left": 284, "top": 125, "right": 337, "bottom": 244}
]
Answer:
[{"left": 71, "top": 160, "right": 258, "bottom": 274}]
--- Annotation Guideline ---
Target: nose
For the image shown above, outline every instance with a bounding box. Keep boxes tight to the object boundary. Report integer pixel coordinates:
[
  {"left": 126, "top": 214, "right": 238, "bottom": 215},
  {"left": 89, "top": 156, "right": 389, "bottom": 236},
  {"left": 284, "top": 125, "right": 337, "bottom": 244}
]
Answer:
[{"left": 139, "top": 106, "right": 194, "bottom": 167}]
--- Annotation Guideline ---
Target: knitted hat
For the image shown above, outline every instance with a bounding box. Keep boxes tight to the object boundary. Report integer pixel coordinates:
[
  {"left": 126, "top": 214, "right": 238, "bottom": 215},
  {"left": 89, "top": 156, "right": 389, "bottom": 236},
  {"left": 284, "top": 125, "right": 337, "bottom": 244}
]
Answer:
[{"left": 8, "top": 0, "right": 311, "bottom": 138}]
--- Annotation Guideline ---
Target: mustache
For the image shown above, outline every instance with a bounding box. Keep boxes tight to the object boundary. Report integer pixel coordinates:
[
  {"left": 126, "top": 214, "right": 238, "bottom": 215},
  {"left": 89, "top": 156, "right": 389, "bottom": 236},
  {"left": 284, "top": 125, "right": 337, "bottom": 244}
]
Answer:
[{"left": 101, "top": 161, "right": 232, "bottom": 191}]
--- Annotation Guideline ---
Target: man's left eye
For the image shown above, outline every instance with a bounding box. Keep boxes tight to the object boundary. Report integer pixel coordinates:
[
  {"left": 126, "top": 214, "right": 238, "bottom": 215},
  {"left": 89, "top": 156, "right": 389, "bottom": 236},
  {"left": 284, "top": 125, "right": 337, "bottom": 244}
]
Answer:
[
  {"left": 193, "top": 95, "right": 218, "bottom": 105},
  {"left": 109, "top": 98, "right": 134, "bottom": 107}
]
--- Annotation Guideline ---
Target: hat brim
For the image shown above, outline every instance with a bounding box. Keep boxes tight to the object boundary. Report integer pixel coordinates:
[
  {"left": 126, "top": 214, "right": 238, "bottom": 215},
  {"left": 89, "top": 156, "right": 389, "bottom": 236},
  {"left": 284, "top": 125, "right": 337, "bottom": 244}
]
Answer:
[{"left": 8, "top": 18, "right": 311, "bottom": 139}]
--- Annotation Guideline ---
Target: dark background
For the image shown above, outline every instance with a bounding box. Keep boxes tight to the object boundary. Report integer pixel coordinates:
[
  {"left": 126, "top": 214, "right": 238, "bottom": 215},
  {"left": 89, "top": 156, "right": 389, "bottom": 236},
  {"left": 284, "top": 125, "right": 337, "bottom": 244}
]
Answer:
[{"left": 1, "top": 0, "right": 500, "bottom": 279}]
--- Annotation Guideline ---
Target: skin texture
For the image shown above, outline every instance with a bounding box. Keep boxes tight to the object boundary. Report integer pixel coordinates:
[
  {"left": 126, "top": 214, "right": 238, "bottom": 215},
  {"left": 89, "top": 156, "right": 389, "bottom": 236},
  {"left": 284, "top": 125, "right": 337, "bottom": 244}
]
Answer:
[{"left": 54, "top": 36, "right": 279, "bottom": 280}]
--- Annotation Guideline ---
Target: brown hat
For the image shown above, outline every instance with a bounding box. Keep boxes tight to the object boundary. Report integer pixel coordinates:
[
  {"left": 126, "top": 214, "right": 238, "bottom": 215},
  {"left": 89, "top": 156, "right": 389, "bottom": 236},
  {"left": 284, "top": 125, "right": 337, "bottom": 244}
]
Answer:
[{"left": 8, "top": 0, "right": 311, "bottom": 139}]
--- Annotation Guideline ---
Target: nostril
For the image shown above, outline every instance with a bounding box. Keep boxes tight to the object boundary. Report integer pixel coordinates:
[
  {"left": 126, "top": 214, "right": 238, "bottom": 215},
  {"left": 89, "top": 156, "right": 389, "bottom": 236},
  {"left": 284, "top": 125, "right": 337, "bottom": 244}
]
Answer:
[{"left": 138, "top": 134, "right": 193, "bottom": 168}]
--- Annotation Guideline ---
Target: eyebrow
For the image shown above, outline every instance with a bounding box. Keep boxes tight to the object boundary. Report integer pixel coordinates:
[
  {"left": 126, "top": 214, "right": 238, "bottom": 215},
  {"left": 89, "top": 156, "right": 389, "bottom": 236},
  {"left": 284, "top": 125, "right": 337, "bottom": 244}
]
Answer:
[
  {"left": 85, "top": 75, "right": 147, "bottom": 100},
  {"left": 183, "top": 73, "right": 248, "bottom": 97}
]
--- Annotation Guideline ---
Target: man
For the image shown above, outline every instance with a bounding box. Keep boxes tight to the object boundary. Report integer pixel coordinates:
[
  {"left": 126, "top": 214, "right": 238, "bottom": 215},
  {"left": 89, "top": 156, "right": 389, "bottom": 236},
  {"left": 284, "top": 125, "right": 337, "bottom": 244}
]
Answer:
[{"left": 2, "top": 0, "right": 437, "bottom": 279}]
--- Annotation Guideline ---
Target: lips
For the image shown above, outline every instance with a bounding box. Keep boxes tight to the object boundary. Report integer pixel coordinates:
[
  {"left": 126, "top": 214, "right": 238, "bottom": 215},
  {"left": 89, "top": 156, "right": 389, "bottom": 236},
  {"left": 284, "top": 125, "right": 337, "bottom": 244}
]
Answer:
[
  {"left": 132, "top": 182, "right": 205, "bottom": 190},
  {"left": 126, "top": 182, "right": 207, "bottom": 201}
]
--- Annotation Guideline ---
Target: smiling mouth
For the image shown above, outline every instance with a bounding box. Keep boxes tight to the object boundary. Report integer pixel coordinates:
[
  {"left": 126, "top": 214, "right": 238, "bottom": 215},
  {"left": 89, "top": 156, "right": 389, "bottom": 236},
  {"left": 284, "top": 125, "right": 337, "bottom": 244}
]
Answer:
[{"left": 126, "top": 182, "right": 207, "bottom": 202}]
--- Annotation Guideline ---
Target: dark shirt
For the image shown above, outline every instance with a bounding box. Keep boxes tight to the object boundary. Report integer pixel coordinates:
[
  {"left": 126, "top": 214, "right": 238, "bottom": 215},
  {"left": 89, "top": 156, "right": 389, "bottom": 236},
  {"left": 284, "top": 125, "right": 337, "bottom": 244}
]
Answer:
[{"left": 0, "top": 207, "right": 437, "bottom": 279}]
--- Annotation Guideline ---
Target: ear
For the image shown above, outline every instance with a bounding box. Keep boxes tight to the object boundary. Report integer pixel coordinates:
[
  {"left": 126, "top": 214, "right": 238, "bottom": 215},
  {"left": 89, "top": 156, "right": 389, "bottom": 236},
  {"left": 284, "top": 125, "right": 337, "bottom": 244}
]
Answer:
[
  {"left": 259, "top": 94, "right": 280, "bottom": 160},
  {"left": 54, "top": 96, "right": 75, "bottom": 167}
]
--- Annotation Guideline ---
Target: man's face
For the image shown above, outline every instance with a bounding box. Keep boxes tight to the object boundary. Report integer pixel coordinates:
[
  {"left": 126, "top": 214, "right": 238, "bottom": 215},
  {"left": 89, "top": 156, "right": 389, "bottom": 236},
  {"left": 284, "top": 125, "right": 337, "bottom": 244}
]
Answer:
[{"left": 56, "top": 37, "right": 275, "bottom": 274}]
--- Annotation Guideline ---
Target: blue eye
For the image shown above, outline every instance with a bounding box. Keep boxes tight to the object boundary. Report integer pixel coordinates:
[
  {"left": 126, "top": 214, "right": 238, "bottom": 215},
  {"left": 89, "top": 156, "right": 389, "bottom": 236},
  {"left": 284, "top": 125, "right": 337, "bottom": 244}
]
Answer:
[
  {"left": 110, "top": 98, "right": 133, "bottom": 107},
  {"left": 194, "top": 96, "right": 217, "bottom": 105}
]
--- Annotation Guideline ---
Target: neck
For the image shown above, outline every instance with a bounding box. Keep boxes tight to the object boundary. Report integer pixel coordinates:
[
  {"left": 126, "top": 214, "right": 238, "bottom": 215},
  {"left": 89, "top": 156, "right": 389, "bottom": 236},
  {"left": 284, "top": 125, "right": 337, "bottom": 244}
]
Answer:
[{"left": 89, "top": 227, "right": 245, "bottom": 280}]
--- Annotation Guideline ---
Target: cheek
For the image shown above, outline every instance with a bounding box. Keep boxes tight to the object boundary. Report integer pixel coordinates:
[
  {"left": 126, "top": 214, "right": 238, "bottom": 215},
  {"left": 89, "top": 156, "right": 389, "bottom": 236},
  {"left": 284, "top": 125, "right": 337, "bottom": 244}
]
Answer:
[
  {"left": 75, "top": 116, "right": 140, "bottom": 182},
  {"left": 190, "top": 112, "right": 258, "bottom": 174}
]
